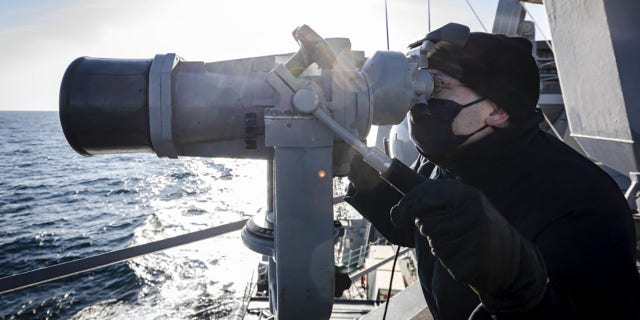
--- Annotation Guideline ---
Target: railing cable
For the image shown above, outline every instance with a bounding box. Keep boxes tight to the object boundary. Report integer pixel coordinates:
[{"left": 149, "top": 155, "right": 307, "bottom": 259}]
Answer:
[
  {"left": 519, "top": 1, "right": 554, "bottom": 54},
  {"left": 349, "top": 247, "right": 411, "bottom": 281},
  {"left": 0, "top": 219, "right": 247, "bottom": 295},
  {"left": 464, "top": 0, "right": 488, "bottom": 32}
]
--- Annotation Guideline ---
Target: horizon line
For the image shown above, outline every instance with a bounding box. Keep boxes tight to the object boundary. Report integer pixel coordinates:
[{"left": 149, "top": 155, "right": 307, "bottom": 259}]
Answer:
[{"left": 0, "top": 108, "right": 57, "bottom": 112}]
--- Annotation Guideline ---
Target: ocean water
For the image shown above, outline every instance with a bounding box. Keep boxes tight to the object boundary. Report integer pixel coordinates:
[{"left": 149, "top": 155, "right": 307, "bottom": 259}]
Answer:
[{"left": 0, "top": 111, "right": 265, "bottom": 319}]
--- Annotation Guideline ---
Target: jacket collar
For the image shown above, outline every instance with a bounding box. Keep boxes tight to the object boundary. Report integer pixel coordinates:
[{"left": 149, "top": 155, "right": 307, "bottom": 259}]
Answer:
[{"left": 441, "top": 110, "right": 544, "bottom": 186}]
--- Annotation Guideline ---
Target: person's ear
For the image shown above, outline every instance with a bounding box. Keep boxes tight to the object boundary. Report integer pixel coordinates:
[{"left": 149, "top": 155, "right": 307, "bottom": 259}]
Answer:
[{"left": 486, "top": 108, "right": 509, "bottom": 126}]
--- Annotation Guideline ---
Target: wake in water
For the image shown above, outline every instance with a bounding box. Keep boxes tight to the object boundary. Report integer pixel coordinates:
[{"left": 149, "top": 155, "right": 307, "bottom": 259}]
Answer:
[{"left": 71, "top": 158, "right": 264, "bottom": 319}]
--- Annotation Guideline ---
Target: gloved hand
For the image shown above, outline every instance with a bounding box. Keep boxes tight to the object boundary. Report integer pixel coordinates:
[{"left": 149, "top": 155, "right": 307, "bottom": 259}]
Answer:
[
  {"left": 344, "top": 154, "right": 413, "bottom": 247},
  {"left": 347, "top": 153, "right": 385, "bottom": 193},
  {"left": 390, "top": 179, "right": 548, "bottom": 314},
  {"left": 334, "top": 266, "right": 353, "bottom": 298}
]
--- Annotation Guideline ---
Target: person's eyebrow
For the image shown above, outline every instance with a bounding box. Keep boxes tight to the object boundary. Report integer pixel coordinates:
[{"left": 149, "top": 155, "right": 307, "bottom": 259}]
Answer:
[{"left": 432, "top": 75, "right": 462, "bottom": 91}]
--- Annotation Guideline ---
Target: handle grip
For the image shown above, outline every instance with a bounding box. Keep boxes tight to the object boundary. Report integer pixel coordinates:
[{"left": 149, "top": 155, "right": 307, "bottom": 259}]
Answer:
[
  {"left": 285, "top": 25, "right": 337, "bottom": 77},
  {"left": 381, "top": 158, "right": 427, "bottom": 195}
]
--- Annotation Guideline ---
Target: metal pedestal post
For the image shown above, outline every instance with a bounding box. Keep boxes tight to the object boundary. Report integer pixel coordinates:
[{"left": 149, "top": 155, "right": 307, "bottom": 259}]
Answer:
[{"left": 266, "top": 115, "right": 335, "bottom": 319}]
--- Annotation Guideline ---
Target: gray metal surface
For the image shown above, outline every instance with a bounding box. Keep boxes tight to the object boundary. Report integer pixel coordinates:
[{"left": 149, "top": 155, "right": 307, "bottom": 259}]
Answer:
[
  {"left": 149, "top": 53, "right": 180, "bottom": 158},
  {"left": 149, "top": 54, "right": 282, "bottom": 159},
  {"left": 242, "top": 297, "right": 377, "bottom": 320},
  {"left": 544, "top": 0, "right": 640, "bottom": 175},
  {"left": 389, "top": 117, "right": 419, "bottom": 166},
  {"left": 491, "top": 0, "right": 524, "bottom": 36},
  {"left": 313, "top": 108, "right": 392, "bottom": 173},
  {"left": 361, "top": 51, "right": 422, "bottom": 126},
  {"left": 625, "top": 173, "right": 640, "bottom": 210},
  {"left": 171, "top": 60, "right": 276, "bottom": 159},
  {"left": 271, "top": 145, "right": 335, "bottom": 319},
  {"left": 359, "top": 281, "right": 432, "bottom": 320}
]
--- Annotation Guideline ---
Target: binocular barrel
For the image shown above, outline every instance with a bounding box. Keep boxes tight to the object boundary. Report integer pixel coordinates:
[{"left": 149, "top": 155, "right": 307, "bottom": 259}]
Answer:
[
  {"left": 59, "top": 50, "right": 432, "bottom": 161},
  {"left": 59, "top": 54, "right": 276, "bottom": 159}
]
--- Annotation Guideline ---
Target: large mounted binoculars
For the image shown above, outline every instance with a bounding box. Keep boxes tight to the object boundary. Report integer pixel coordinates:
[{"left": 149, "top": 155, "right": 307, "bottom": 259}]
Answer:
[
  {"left": 59, "top": 25, "right": 438, "bottom": 171},
  {"left": 58, "top": 23, "right": 469, "bottom": 320}
]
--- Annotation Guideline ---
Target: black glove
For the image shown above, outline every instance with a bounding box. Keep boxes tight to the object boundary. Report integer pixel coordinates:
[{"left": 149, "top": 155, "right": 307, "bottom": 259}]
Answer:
[
  {"left": 390, "top": 179, "right": 548, "bottom": 314},
  {"left": 347, "top": 153, "right": 386, "bottom": 193},
  {"left": 334, "top": 267, "right": 352, "bottom": 298},
  {"left": 344, "top": 154, "right": 414, "bottom": 247}
]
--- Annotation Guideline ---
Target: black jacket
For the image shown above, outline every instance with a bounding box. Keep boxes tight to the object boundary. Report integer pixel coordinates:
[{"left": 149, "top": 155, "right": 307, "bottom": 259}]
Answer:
[{"left": 346, "top": 113, "right": 640, "bottom": 319}]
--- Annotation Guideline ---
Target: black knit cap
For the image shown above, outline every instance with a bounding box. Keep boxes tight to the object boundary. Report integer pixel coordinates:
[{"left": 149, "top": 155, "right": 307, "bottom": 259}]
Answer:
[{"left": 427, "top": 32, "right": 540, "bottom": 123}]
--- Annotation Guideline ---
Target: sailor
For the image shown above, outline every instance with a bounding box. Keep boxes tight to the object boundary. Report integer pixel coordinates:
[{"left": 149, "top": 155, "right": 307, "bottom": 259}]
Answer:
[{"left": 346, "top": 30, "right": 640, "bottom": 319}]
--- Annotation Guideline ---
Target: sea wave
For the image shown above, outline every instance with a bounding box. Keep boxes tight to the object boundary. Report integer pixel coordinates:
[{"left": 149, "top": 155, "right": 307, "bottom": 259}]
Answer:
[{"left": 0, "top": 112, "right": 263, "bottom": 319}]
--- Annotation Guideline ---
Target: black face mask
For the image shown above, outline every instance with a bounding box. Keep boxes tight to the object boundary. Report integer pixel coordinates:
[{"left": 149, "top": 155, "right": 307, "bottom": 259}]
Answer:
[{"left": 409, "top": 97, "right": 488, "bottom": 161}]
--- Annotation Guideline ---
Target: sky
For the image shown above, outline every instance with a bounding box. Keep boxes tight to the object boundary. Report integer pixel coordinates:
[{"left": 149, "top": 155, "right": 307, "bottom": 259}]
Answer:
[{"left": 0, "top": 0, "right": 550, "bottom": 111}]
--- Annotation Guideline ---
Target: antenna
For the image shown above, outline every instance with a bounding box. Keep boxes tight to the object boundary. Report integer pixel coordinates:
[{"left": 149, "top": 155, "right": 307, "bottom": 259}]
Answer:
[
  {"left": 428, "top": 0, "right": 431, "bottom": 32},
  {"left": 384, "top": 0, "right": 390, "bottom": 50}
]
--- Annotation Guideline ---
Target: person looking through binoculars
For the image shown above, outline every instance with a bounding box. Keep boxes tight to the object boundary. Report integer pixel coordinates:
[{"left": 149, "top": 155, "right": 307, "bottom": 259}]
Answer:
[{"left": 346, "top": 29, "right": 640, "bottom": 320}]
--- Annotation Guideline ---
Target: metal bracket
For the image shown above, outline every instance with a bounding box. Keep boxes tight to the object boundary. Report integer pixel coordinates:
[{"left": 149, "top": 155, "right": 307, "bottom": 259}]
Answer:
[
  {"left": 624, "top": 172, "right": 640, "bottom": 211},
  {"left": 149, "top": 53, "right": 181, "bottom": 158}
]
